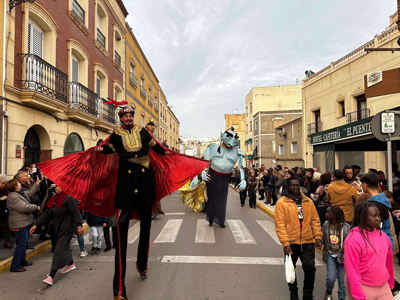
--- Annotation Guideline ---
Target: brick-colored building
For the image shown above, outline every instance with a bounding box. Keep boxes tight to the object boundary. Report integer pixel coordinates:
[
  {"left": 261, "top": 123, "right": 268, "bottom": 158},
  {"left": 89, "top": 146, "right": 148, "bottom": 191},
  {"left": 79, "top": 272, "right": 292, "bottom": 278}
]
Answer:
[{"left": 4, "top": 0, "right": 127, "bottom": 175}]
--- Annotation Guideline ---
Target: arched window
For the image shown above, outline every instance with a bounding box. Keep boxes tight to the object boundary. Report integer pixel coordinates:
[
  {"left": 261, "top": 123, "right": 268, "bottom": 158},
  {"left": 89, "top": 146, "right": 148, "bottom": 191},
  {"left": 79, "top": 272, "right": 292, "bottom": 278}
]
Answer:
[{"left": 64, "top": 133, "right": 85, "bottom": 156}]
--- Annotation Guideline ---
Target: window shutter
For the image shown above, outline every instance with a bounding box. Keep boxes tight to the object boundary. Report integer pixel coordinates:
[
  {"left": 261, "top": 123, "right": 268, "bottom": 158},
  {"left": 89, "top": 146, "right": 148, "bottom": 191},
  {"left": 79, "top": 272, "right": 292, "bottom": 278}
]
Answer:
[
  {"left": 72, "top": 59, "right": 79, "bottom": 82},
  {"left": 96, "top": 77, "right": 101, "bottom": 96}
]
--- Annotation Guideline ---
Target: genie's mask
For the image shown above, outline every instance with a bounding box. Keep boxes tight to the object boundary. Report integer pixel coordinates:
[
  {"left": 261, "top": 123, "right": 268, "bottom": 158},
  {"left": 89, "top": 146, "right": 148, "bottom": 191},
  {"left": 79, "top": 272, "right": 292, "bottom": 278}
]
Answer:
[{"left": 220, "top": 127, "right": 239, "bottom": 149}]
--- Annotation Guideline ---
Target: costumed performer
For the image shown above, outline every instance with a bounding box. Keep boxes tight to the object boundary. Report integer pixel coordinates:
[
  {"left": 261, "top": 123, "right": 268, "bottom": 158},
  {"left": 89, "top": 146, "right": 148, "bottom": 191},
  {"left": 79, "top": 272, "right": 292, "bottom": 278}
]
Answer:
[
  {"left": 37, "top": 100, "right": 209, "bottom": 300},
  {"left": 180, "top": 175, "right": 207, "bottom": 212},
  {"left": 201, "top": 127, "right": 246, "bottom": 228},
  {"left": 95, "top": 108, "right": 166, "bottom": 299}
]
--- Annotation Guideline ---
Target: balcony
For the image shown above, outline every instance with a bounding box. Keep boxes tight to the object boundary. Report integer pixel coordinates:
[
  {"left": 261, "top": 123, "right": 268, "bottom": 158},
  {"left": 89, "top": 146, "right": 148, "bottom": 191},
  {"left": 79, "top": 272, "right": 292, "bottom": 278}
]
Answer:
[
  {"left": 95, "top": 98, "right": 117, "bottom": 131},
  {"left": 154, "top": 102, "right": 159, "bottom": 112},
  {"left": 307, "top": 121, "right": 323, "bottom": 136},
  {"left": 67, "top": 82, "right": 100, "bottom": 125},
  {"left": 18, "top": 53, "right": 69, "bottom": 114},
  {"left": 115, "top": 51, "right": 121, "bottom": 66},
  {"left": 129, "top": 72, "right": 137, "bottom": 89},
  {"left": 346, "top": 108, "right": 370, "bottom": 124},
  {"left": 140, "top": 86, "right": 146, "bottom": 99},
  {"left": 72, "top": 0, "right": 85, "bottom": 24},
  {"left": 148, "top": 95, "right": 153, "bottom": 107},
  {"left": 97, "top": 28, "right": 106, "bottom": 49}
]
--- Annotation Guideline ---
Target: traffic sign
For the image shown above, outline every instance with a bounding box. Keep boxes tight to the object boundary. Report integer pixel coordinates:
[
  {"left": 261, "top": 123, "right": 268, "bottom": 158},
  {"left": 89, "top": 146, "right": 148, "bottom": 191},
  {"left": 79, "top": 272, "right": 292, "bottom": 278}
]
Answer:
[{"left": 371, "top": 111, "right": 400, "bottom": 141}]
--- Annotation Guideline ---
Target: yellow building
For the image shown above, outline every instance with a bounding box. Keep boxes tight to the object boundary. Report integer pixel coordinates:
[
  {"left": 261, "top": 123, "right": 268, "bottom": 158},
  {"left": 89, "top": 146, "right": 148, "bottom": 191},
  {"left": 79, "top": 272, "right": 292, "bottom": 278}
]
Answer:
[
  {"left": 125, "top": 24, "right": 159, "bottom": 133},
  {"left": 3, "top": 0, "right": 128, "bottom": 177},
  {"left": 0, "top": 0, "right": 5, "bottom": 171},
  {"left": 225, "top": 113, "right": 245, "bottom": 165},
  {"left": 302, "top": 12, "right": 400, "bottom": 173},
  {"left": 166, "top": 105, "right": 180, "bottom": 151}
]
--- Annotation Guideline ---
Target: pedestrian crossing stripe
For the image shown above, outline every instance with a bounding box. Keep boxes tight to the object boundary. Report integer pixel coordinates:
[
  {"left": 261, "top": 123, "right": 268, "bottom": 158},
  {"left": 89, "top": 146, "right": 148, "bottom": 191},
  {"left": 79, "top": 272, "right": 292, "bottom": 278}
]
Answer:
[{"left": 73, "top": 219, "right": 285, "bottom": 246}]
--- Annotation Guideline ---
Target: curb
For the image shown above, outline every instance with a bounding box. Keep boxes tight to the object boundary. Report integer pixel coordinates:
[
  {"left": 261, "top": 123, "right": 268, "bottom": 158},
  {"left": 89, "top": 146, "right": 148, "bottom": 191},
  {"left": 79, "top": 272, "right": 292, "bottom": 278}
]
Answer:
[
  {"left": 229, "top": 185, "right": 323, "bottom": 255},
  {"left": 0, "top": 223, "right": 89, "bottom": 274}
]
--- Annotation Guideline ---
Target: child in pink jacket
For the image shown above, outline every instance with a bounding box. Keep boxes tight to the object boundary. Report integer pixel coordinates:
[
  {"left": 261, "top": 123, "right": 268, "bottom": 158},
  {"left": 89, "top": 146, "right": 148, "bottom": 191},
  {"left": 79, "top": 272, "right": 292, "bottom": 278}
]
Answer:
[{"left": 344, "top": 201, "right": 394, "bottom": 300}]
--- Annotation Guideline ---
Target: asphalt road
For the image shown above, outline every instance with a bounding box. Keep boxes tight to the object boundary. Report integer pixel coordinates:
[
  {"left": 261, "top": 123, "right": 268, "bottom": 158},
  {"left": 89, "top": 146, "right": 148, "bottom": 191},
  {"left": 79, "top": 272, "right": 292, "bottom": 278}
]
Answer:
[{"left": 0, "top": 189, "right": 332, "bottom": 300}]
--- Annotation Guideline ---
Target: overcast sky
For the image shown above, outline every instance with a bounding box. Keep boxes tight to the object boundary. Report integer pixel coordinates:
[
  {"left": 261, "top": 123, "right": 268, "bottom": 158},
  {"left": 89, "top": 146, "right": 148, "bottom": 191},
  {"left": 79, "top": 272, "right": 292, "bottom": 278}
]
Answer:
[{"left": 125, "top": 0, "right": 397, "bottom": 139}]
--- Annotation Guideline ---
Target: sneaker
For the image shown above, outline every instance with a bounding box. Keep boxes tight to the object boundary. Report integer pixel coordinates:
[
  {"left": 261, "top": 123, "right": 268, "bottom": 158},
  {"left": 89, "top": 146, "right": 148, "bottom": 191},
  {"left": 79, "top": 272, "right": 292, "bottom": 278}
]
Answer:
[
  {"left": 90, "top": 247, "right": 96, "bottom": 255},
  {"left": 42, "top": 276, "right": 53, "bottom": 286},
  {"left": 60, "top": 264, "right": 76, "bottom": 274},
  {"left": 80, "top": 251, "right": 88, "bottom": 258},
  {"left": 324, "top": 291, "right": 332, "bottom": 300}
]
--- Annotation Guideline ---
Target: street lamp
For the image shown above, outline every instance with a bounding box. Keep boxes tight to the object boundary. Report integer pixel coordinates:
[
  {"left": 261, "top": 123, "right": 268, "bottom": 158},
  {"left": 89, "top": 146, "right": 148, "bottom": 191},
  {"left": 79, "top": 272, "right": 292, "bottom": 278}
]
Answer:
[
  {"left": 277, "top": 126, "right": 287, "bottom": 138},
  {"left": 9, "top": 0, "right": 35, "bottom": 12}
]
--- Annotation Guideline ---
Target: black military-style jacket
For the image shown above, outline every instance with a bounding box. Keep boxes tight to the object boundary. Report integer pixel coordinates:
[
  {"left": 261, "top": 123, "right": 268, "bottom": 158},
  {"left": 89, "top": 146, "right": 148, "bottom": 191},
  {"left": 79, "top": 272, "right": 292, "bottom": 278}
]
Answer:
[{"left": 102, "top": 125, "right": 165, "bottom": 209}]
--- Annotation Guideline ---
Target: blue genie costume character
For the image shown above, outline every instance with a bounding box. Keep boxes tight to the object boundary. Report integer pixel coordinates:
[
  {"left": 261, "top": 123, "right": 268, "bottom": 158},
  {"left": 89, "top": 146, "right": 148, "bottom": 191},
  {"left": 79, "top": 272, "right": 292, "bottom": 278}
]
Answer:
[{"left": 201, "top": 127, "right": 246, "bottom": 228}]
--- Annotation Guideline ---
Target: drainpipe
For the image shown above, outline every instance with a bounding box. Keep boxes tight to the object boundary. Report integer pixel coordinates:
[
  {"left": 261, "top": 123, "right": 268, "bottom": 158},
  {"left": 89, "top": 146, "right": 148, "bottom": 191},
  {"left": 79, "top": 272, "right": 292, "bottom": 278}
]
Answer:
[{"left": 4, "top": 112, "right": 8, "bottom": 175}]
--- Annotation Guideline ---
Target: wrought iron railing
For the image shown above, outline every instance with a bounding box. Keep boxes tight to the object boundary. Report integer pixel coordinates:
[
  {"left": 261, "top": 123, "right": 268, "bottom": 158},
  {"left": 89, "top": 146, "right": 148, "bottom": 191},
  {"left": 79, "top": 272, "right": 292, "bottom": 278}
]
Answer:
[
  {"left": 20, "top": 53, "right": 68, "bottom": 103},
  {"left": 148, "top": 95, "right": 153, "bottom": 107},
  {"left": 307, "top": 121, "right": 323, "bottom": 136},
  {"left": 346, "top": 108, "right": 370, "bottom": 124},
  {"left": 115, "top": 51, "right": 121, "bottom": 66},
  {"left": 100, "top": 98, "right": 116, "bottom": 125},
  {"left": 129, "top": 72, "right": 137, "bottom": 89},
  {"left": 140, "top": 86, "right": 146, "bottom": 99},
  {"left": 97, "top": 28, "right": 106, "bottom": 49},
  {"left": 154, "top": 102, "right": 159, "bottom": 112},
  {"left": 69, "top": 82, "right": 99, "bottom": 117},
  {"left": 72, "top": 0, "right": 85, "bottom": 24}
]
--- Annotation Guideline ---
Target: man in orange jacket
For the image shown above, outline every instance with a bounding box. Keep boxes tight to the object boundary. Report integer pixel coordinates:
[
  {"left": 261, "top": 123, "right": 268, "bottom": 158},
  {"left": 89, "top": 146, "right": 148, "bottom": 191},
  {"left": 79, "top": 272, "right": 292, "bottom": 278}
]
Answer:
[{"left": 275, "top": 177, "right": 322, "bottom": 300}]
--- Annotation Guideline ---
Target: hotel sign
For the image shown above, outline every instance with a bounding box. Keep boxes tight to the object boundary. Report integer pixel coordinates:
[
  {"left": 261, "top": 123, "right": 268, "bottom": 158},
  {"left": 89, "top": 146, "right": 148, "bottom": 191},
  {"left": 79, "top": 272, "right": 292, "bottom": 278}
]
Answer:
[{"left": 310, "top": 117, "right": 372, "bottom": 145}]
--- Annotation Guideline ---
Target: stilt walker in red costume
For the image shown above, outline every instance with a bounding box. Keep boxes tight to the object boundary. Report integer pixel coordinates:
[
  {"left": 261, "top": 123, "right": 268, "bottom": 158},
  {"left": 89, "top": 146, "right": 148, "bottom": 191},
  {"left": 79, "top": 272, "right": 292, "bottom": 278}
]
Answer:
[{"left": 37, "top": 105, "right": 208, "bottom": 300}]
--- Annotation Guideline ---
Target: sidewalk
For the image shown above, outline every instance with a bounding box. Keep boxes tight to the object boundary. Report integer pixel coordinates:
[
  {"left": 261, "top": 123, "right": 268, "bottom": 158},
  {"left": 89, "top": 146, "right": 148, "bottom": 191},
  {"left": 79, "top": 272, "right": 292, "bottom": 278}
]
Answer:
[
  {"left": 229, "top": 185, "right": 400, "bottom": 282},
  {"left": 0, "top": 223, "right": 88, "bottom": 273}
]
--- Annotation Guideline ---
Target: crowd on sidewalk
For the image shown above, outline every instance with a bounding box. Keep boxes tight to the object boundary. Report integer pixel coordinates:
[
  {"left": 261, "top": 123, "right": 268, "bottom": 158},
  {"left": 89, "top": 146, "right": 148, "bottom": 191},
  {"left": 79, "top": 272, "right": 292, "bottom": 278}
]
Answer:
[
  {"left": 233, "top": 163, "right": 400, "bottom": 300},
  {"left": 0, "top": 164, "right": 120, "bottom": 286}
]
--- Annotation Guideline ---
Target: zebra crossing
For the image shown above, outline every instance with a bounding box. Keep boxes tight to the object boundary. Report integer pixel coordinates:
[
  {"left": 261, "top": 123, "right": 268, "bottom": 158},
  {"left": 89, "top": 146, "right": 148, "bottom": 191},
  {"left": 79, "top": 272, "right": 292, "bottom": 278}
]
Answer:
[{"left": 72, "top": 217, "right": 281, "bottom": 246}]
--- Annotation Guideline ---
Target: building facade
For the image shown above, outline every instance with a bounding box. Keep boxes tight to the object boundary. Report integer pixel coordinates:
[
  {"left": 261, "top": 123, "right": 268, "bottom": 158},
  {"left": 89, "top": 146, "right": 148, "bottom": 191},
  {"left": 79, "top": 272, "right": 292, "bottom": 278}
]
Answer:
[
  {"left": 158, "top": 88, "right": 168, "bottom": 143},
  {"left": 245, "top": 85, "right": 302, "bottom": 167},
  {"left": 166, "top": 106, "right": 180, "bottom": 151},
  {"left": 251, "top": 110, "right": 302, "bottom": 168},
  {"left": 125, "top": 24, "right": 159, "bottom": 132},
  {"left": 4, "top": 0, "right": 128, "bottom": 176},
  {"left": 302, "top": 12, "right": 400, "bottom": 173},
  {"left": 274, "top": 117, "right": 303, "bottom": 169}
]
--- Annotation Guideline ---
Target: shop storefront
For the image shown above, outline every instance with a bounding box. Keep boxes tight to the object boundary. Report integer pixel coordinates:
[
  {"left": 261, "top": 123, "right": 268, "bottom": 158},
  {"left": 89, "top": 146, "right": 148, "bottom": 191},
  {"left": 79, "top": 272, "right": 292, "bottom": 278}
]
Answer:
[{"left": 310, "top": 116, "right": 399, "bottom": 173}]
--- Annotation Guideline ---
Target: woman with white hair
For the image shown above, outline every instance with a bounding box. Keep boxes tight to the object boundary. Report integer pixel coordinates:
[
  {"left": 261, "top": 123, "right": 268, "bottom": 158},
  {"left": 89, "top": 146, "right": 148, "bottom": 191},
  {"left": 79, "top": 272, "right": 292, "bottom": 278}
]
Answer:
[
  {"left": 0, "top": 174, "right": 12, "bottom": 248},
  {"left": 307, "top": 172, "right": 321, "bottom": 198}
]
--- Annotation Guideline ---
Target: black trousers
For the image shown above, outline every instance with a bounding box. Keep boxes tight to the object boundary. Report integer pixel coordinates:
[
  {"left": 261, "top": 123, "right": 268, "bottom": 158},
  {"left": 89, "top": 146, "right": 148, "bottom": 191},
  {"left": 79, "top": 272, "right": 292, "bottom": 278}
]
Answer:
[
  {"left": 271, "top": 193, "right": 278, "bottom": 205},
  {"left": 239, "top": 190, "right": 247, "bottom": 205},
  {"left": 288, "top": 243, "right": 316, "bottom": 299},
  {"left": 113, "top": 205, "right": 153, "bottom": 298},
  {"left": 104, "top": 226, "right": 118, "bottom": 247}
]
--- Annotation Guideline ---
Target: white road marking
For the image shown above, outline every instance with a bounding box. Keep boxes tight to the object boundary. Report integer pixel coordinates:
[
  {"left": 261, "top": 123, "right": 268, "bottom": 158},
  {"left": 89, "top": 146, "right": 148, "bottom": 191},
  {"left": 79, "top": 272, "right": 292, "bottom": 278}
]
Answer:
[
  {"left": 161, "top": 255, "right": 323, "bottom": 266},
  {"left": 227, "top": 220, "right": 256, "bottom": 244},
  {"left": 256, "top": 220, "right": 281, "bottom": 245},
  {"left": 164, "top": 212, "right": 185, "bottom": 215},
  {"left": 127, "top": 222, "right": 141, "bottom": 243},
  {"left": 38, "top": 256, "right": 162, "bottom": 262},
  {"left": 154, "top": 219, "right": 183, "bottom": 243},
  {"left": 195, "top": 219, "right": 215, "bottom": 243}
]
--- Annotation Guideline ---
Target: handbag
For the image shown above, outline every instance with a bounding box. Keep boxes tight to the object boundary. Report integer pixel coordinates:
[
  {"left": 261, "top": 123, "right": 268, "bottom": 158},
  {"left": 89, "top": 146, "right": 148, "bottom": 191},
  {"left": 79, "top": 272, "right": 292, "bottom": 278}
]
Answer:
[{"left": 285, "top": 255, "right": 296, "bottom": 284}]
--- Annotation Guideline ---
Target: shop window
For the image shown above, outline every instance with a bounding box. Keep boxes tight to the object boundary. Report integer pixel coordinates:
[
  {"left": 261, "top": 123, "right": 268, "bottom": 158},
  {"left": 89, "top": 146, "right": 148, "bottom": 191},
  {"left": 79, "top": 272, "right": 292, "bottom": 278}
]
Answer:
[
  {"left": 64, "top": 133, "right": 84, "bottom": 156},
  {"left": 279, "top": 144, "right": 284, "bottom": 155},
  {"left": 291, "top": 142, "right": 297, "bottom": 154}
]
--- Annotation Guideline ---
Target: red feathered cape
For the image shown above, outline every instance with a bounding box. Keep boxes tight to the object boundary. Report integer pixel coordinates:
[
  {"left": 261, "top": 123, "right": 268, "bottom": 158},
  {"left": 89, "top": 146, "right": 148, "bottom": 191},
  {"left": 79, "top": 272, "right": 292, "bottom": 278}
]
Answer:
[{"left": 38, "top": 137, "right": 209, "bottom": 219}]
